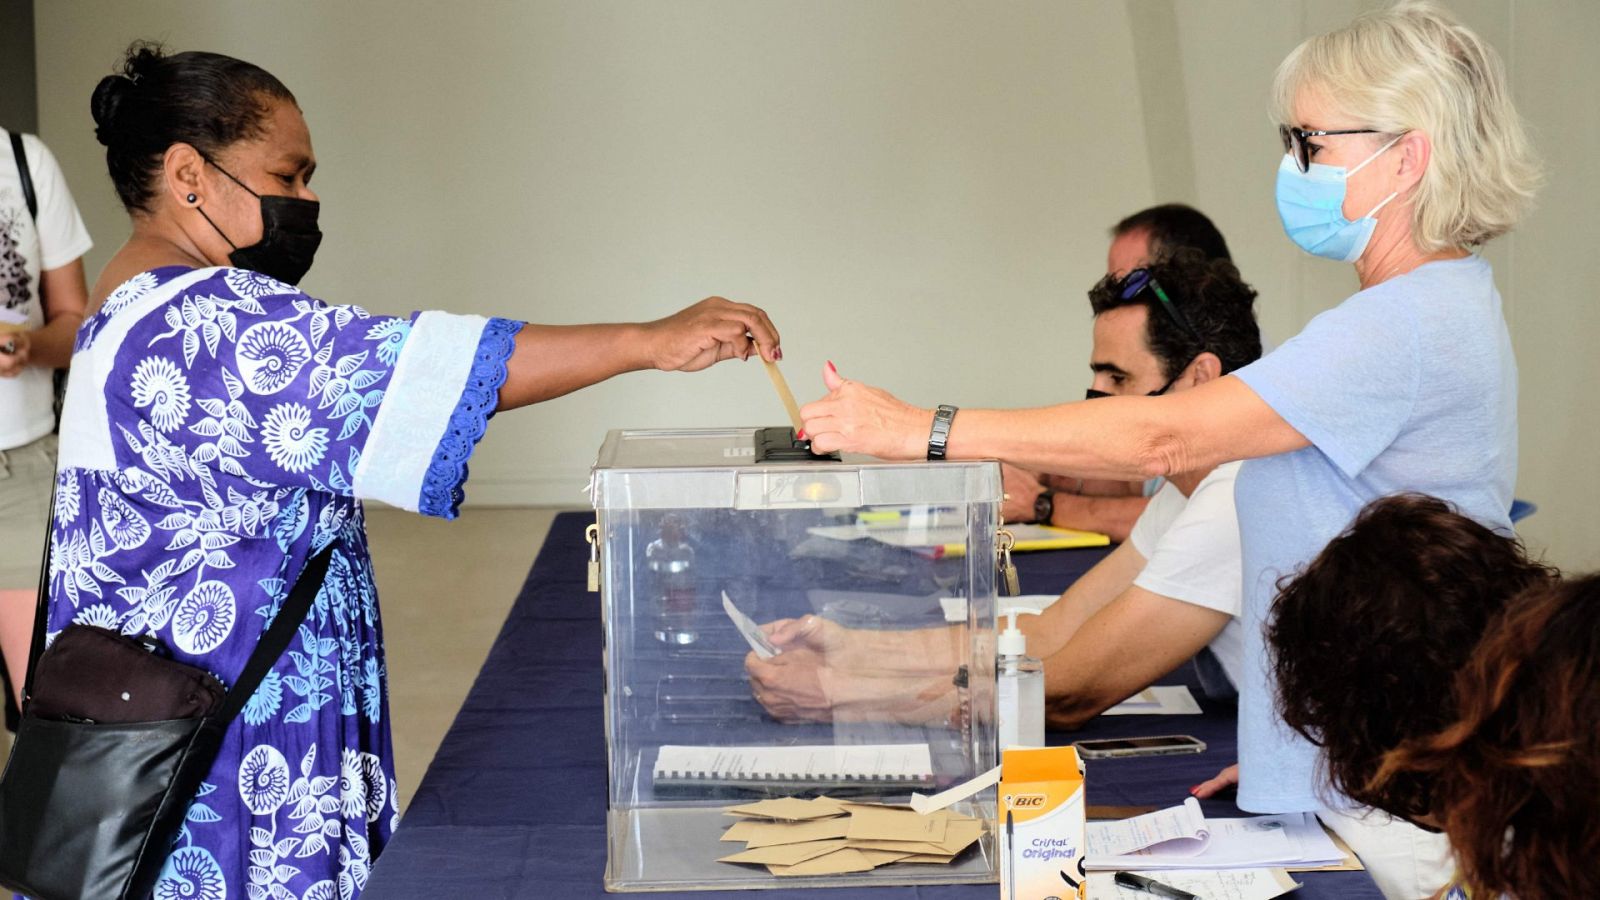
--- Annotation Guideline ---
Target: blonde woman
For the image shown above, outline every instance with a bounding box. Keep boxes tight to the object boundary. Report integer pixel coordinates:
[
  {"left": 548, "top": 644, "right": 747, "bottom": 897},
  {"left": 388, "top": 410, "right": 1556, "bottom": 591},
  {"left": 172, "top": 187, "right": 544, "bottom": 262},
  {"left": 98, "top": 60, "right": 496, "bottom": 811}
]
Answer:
[{"left": 798, "top": 3, "right": 1539, "bottom": 897}]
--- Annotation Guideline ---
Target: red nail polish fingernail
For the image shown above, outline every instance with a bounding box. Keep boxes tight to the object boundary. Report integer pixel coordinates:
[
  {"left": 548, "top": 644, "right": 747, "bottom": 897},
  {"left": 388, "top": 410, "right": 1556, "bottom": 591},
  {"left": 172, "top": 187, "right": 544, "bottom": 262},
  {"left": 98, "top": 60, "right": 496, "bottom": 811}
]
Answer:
[
  {"left": 797, "top": 429, "right": 806, "bottom": 440},
  {"left": 826, "top": 360, "right": 837, "bottom": 372},
  {"left": 774, "top": 348, "right": 784, "bottom": 361},
  {"left": 1189, "top": 784, "right": 1202, "bottom": 795}
]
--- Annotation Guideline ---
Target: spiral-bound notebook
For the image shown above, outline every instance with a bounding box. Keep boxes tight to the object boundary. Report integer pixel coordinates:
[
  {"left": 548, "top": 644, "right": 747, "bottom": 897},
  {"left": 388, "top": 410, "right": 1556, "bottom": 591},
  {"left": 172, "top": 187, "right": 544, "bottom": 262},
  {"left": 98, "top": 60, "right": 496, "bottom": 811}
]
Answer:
[{"left": 653, "top": 743, "right": 935, "bottom": 791}]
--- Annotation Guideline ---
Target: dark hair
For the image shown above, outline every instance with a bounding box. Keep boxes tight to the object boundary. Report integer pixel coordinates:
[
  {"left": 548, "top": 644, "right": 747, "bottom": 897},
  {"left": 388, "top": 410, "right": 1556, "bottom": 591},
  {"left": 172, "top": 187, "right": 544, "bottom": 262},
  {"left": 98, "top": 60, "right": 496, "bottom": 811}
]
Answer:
[
  {"left": 1112, "top": 203, "right": 1232, "bottom": 263},
  {"left": 1268, "top": 494, "right": 1558, "bottom": 822},
  {"left": 1087, "top": 248, "right": 1261, "bottom": 379},
  {"left": 90, "top": 42, "right": 296, "bottom": 213},
  {"left": 1375, "top": 574, "right": 1600, "bottom": 900}
]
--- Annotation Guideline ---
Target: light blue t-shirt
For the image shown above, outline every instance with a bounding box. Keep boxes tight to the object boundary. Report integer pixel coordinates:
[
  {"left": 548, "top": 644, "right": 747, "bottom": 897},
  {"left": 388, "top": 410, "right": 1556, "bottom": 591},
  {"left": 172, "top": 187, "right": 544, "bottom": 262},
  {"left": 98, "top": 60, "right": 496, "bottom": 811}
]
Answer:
[{"left": 1231, "top": 254, "right": 1517, "bottom": 813}]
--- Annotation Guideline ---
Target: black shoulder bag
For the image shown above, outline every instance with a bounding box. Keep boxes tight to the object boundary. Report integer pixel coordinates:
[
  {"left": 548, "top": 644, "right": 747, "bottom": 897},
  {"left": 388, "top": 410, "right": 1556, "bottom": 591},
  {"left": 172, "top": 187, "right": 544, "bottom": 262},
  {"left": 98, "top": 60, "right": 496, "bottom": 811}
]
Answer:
[{"left": 0, "top": 493, "right": 334, "bottom": 900}]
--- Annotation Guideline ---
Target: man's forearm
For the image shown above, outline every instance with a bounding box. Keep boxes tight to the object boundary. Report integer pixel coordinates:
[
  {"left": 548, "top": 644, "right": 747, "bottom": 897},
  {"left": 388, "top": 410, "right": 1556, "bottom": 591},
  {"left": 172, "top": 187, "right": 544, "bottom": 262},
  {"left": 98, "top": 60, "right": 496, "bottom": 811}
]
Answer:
[
  {"left": 851, "top": 625, "right": 964, "bottom": 675},
  {"left": 1049, "top": 492, "right": 1150, "bottom": 543}
]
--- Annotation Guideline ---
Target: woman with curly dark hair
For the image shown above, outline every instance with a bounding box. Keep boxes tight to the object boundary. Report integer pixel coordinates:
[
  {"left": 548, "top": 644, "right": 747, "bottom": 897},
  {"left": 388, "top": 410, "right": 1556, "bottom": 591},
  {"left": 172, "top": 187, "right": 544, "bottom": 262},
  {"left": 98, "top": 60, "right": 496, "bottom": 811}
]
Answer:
[
  {"left": 1267, "top": 493, "right": 1600, "bottom": 899},
  {"left": 1267, "top": 494, "right": 1556, "bottom": 822},
  {"left": 1374, "top": 575, "right": 1600, "bottom": 900}
]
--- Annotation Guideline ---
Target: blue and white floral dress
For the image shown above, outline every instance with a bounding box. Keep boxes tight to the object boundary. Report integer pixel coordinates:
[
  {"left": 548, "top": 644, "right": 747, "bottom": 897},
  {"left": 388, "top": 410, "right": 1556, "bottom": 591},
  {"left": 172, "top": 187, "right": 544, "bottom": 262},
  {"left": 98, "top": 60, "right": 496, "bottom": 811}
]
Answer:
[{"left": 49, "top": 266, "right": 520, "bottom": 900}]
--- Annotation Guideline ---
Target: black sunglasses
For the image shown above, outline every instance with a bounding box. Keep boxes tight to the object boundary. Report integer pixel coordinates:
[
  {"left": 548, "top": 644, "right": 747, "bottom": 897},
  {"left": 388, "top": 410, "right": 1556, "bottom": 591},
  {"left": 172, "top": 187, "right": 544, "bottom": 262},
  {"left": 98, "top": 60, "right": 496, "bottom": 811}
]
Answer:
[
  {"left": 1120, "top": 268, "right": 1200, "bottom": 344},
  {"left": 1278, "top": 124, "right": 1384, "bottom": 173}
]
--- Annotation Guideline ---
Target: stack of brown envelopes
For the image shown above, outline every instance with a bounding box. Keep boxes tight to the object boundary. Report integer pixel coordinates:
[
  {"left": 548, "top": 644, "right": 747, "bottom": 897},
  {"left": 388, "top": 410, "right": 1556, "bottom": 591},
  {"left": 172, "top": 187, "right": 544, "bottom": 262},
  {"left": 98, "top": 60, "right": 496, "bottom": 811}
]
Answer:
[{"left": 717, "top": 796, "right": 986, "bottom": 877}]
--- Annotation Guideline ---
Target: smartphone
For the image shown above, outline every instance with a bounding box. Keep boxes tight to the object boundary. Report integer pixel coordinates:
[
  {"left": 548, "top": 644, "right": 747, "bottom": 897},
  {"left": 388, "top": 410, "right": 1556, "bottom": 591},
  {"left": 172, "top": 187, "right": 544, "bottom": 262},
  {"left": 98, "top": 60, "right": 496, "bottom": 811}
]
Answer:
[{"left": 1073, "top": 734, "right": 1207, "bottom": 760}]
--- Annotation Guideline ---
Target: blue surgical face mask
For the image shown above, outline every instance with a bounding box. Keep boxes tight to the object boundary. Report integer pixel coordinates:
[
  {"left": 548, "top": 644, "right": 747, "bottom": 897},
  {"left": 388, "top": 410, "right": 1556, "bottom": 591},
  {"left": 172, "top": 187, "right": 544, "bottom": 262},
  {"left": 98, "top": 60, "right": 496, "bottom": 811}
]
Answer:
[{"left": 1275, "top": 135, "right": 1402, "bottom": 262}]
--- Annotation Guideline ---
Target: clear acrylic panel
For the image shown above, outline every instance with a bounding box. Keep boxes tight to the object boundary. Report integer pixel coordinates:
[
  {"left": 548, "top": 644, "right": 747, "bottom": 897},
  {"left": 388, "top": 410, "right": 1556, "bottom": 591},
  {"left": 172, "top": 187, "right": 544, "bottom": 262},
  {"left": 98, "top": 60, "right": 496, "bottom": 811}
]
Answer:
[{"left": 592, "top": 428, "right": 1000, "bottom": 891}]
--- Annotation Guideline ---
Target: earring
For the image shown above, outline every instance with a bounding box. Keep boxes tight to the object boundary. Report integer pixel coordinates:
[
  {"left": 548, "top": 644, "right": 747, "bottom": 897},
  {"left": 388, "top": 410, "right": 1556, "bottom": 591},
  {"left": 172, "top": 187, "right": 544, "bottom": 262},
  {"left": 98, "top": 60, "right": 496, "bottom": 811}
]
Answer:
[{"left": 186, "top": 193, "right": 197, "bottom": 204}]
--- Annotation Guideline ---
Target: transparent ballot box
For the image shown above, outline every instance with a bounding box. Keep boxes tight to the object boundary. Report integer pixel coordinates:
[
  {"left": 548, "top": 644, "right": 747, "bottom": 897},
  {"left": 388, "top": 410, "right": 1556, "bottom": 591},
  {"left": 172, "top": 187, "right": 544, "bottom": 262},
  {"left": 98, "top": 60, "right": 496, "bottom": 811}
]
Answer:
[{"left": 590, "top": 427, "right": 1001, "bottom": 892}]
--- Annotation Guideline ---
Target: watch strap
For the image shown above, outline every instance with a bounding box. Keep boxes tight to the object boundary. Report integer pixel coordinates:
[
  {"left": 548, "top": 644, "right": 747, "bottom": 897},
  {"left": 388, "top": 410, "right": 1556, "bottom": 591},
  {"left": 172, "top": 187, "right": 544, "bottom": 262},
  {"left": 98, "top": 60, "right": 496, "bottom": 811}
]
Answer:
[
  {"left": 1033, "top": 489, "right": 1057, "bottom": 525},
  {"left": 927, "top": 405, "right": 958, "bottom": 460}
]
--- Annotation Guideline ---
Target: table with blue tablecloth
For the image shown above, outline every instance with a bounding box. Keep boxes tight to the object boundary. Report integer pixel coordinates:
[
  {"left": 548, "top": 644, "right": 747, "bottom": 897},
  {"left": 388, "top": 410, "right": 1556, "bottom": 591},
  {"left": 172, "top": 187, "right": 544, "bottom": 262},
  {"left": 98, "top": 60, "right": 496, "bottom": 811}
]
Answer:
[{"left": 364, "top": 511, "right": 1379, "bottom": 898}]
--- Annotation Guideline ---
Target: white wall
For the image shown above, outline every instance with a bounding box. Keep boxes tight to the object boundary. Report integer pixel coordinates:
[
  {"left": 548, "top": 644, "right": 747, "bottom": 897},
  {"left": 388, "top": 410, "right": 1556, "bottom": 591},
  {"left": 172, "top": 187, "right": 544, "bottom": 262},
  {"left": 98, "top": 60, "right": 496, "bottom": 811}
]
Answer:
[
  {"left": 37, "top": 0, "right": 1149, "bottom": 503},
  {"left": 34, "top": 1, "right": 1600, "bottom": 569}
]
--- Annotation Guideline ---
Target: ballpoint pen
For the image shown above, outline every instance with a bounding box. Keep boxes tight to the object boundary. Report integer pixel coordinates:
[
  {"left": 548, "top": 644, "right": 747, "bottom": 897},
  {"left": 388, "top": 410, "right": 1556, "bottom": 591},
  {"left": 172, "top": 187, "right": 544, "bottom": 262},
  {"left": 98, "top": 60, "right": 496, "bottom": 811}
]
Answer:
[
  {"left": 1006, "top": 810, "right": 1017, "bottom": 900},
  {"left": 1113, "top": 870, "right": 1202, "bottom": 900}
]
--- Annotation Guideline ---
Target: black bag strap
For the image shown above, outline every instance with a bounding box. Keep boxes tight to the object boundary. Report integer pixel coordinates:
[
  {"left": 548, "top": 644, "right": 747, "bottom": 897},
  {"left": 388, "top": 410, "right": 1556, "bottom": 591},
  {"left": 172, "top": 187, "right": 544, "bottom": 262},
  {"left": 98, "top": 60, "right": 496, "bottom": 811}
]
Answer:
[
  {"left": 21, "top": 481, "right": 56, "bottom": 711},
  {"left": 214, "top": 543, "right": 333, "bottom": 725},
  {"left": 9, "top": 132, "right": 37, "bottom": 222},
  {"left": 9, "top": 131, "right": 67, "bottom": 436},
  {"left": 22, "top": 486, "right": 335, "bottom": 727}
]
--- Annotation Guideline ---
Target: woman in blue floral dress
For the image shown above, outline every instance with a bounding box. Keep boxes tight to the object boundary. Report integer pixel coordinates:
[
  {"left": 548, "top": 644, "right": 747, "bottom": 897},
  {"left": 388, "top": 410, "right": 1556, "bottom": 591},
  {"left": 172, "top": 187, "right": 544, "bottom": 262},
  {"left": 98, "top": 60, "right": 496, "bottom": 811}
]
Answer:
[{"left": 54, "top": 44, "right": 781, "bottom": 900}]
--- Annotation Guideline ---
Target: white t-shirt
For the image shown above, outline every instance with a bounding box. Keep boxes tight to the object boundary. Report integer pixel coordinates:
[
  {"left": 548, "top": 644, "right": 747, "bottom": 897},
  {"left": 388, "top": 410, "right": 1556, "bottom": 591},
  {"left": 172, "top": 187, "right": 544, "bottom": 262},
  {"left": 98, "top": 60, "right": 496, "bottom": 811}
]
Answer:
[
  {"left": 1127, "top": 460, "right": 1245, "bottom": 694},
  {"left": 0, "top": 129, "right": 93, "bottom": 450}
]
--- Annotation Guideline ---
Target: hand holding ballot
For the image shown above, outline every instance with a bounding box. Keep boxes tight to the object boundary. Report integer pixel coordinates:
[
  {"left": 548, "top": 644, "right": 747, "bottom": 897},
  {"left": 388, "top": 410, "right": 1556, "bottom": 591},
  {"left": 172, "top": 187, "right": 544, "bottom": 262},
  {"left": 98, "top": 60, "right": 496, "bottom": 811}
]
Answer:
[
  {"left": 744, "top": 615, "right": 964, "bottom": 725},
  {"left": 497, "top": 295, "right": 784, "bottom": 409},
  {"left": 641, "top": 295, "right": 783, "bottom": 371}
]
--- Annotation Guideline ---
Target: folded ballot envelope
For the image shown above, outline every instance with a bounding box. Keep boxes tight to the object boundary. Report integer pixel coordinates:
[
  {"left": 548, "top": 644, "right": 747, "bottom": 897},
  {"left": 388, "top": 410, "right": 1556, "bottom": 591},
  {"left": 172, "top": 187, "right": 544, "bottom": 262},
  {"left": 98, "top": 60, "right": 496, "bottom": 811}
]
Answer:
[{"left": 999, "top": 746, "right": 1087, "bottom": 900}]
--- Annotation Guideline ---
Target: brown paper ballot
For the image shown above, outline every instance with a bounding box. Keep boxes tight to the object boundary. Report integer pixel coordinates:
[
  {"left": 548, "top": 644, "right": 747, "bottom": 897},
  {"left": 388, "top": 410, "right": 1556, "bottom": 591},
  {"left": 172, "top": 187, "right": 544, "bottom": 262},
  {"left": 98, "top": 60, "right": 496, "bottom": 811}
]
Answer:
[
  {"left": 761, "top": 358, "right": 806, "bottom": 434},
  {"left": 720, "top": 819, "right": 765, "bottom": 843},
  {"left": 715, "top": 794, "right": 985, "bottom": 876},
  {"left": 854, "top": 850, "right": 914, "bottom": 867},
  {"left": 725, "top": 797, "right": 846, "bottom": 822},
  {"left": 767, "top": 848, "right": 876, "bottom": 877},
  {"left": 845, "top": 805, "right": 948, "bottom": 843},
  {"left": 718, "top": 839, "right": 850, "bottom": 867},
  {"left": 846, "top": 817, "right": 983, "bottom": 857},
  {"left": 741, "top": 816, "right": 853, "bottom": 849}
]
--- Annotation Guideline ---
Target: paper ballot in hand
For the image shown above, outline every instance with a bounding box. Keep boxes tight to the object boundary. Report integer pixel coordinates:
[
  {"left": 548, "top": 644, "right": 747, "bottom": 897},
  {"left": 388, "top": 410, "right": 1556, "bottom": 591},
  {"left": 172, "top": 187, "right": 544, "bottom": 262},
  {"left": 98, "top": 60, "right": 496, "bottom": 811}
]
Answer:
[{"left": 722, "top": 591, "right": 780, "bottom": 659}]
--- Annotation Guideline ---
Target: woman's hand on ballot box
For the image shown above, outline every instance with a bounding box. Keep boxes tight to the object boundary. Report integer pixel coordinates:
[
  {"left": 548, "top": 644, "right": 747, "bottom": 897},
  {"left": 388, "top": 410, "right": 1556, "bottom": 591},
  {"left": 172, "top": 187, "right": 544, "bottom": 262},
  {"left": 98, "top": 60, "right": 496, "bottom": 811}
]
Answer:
[{"left": 799, "top": 362, "right": 930, "bottom": 460}]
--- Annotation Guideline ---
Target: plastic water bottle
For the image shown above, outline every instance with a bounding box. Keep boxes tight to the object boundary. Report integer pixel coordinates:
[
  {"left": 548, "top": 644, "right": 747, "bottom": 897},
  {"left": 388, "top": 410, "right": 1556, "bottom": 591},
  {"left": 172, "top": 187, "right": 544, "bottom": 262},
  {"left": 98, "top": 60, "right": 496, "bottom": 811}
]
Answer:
[{"left": 647, "top": 514, "right": 698, "bottom": 645}]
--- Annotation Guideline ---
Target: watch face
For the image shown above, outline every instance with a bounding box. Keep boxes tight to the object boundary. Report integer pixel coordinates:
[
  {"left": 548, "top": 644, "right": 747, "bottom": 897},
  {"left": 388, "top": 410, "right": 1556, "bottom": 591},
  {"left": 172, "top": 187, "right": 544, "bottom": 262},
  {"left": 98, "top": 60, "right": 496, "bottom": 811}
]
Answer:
[{"left": 1033, "top": 492, "right": 1053, "bottom": 522}]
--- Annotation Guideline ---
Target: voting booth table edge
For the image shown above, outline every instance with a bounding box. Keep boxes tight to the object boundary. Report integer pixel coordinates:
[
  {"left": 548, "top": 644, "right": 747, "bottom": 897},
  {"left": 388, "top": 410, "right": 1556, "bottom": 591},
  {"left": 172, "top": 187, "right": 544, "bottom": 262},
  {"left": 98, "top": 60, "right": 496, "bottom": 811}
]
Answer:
[{"left": 362, "top": 512, "right": 1382, "bottom": 899}]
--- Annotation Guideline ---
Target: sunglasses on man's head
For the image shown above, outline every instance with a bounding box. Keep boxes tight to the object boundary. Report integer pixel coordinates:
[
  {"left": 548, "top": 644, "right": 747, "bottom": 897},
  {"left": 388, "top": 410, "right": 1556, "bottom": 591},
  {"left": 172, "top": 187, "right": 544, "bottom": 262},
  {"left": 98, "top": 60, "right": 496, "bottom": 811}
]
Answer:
[
  {"left": 1278, "top": 124, "right": 1385, "bottom": 173},
  {"left": 1120, "top": 268, "right": 1200, "bottom": 343}
]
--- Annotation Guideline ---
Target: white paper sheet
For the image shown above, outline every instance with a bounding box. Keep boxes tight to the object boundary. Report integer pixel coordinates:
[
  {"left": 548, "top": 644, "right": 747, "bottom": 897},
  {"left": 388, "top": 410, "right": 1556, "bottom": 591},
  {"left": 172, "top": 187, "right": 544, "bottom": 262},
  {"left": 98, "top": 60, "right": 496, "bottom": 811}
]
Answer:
[
  {"left": 1085, "top": 797, "right": 1209, "bottom": 857},
  {"left": 1088, "top": 867, "right": 1301, "bottom": 900},
  {"left": 909, "top": 763, "right": 1001, "bottom": 814},
  {"left": 1087, "top": 812, "right": 1345, "bottom": 870},
  {"left": 654, "top": 743, "right": 934, "bottom": 782},
  {"left": 721, "top": 590, "right": 779, "bottom": 659}
]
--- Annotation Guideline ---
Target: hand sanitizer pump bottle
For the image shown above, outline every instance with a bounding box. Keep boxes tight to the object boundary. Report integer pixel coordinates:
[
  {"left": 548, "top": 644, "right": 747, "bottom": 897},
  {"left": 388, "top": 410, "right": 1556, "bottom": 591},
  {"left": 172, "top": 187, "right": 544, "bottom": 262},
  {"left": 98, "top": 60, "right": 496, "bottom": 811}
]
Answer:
[{"left": 997, "top": 608, "right": 1045, "bottom": 750}]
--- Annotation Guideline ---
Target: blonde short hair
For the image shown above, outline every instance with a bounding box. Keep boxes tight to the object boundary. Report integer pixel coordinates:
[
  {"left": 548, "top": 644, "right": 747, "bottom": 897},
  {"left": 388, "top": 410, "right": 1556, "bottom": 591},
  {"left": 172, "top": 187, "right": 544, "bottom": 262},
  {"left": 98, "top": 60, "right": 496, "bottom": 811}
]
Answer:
[{"left": 1271, "top": 0, "right": 1541, "bottom": 250}]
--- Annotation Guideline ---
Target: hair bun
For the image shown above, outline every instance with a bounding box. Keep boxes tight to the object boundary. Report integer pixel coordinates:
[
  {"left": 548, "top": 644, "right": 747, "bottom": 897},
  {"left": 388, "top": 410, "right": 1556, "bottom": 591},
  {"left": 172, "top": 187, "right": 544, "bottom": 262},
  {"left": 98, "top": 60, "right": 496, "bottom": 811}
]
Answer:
[
  {"left": 90, "top": 74, "right": 133, "bottom": 146},
  {"left": 91, "top": 42, "right": 167, "bottom": 147}
]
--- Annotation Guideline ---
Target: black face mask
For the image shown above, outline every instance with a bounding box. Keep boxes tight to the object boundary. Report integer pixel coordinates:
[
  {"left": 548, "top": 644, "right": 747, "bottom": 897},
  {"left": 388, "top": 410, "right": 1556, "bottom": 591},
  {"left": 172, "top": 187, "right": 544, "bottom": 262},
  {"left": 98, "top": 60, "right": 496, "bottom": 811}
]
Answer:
[
  {"left": 197, "top": 158, "right": 322, "bottom": 285},
  {"left": 1085, "top": 372, "right": 1180, "bottom": 401}
]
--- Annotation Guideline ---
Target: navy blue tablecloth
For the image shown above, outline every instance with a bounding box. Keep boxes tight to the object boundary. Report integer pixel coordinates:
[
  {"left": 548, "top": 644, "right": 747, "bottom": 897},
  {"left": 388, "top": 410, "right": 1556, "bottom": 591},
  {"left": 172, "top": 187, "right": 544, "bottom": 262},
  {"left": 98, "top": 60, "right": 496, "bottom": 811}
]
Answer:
[{"left": 364, "top": 512, "right": 1379, "bottom": 898}]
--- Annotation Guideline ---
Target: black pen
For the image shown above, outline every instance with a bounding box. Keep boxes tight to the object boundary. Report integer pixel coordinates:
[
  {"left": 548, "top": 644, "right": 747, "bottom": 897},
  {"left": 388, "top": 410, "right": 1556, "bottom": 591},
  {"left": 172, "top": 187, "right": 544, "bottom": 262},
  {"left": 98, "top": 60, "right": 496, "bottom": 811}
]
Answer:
[
  {"left": 1113, "top": 870, "right": 1202, "bottom": 900},
  {"left": 1005, "top": 810, "right": 1017, "bottom": 900}
]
